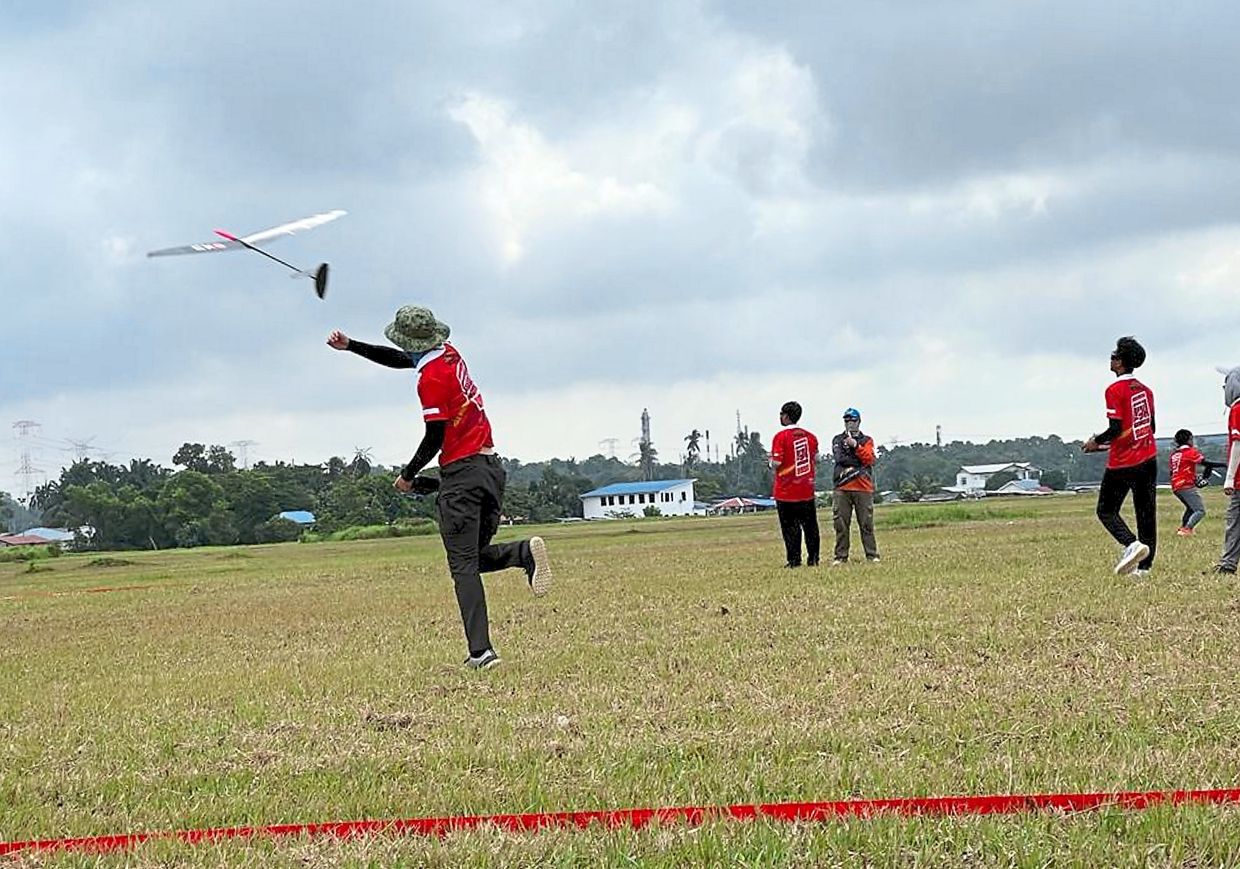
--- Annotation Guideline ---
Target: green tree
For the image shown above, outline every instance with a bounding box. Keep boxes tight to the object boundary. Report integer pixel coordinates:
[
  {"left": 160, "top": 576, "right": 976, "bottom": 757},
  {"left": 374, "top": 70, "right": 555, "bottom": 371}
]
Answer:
[
  {"left": 157, "top": 471, "right": 226, "bottom": 542},
  {"left": 1041, "top": 469, "right": 1068, "bottom": 490},
  {"left": 984, "top": 470, "right": 1019, "bottom": 491},
  {"left": 172, "top": 443, "right": 209, "bottom": 473},
  {"left": 637, "top": 441, "right": 658, "bottom": 482},
  {"left": 221, "top": 473, "right": 283, "bottom": 543}
]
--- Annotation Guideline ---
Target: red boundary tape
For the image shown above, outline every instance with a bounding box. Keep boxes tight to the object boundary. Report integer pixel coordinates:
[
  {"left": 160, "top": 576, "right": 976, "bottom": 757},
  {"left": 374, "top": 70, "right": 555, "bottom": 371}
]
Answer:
[{"left": 3, "top": 789, "right": 1239, "bottom": 856}]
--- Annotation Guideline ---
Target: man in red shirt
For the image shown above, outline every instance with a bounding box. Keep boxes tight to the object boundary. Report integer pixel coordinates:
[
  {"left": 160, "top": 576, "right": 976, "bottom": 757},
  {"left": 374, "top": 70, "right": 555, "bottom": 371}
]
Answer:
[
  {"left": 328, "top": 305, "right": 552, "bottom": 670},
  {"left": 1169, "top": 429, "right": 1226, "bottom": 536},
  {"left": 1083, "top": 336, "right": 1157, "bottom": 575},
  {"left": 769, "top": 401, "right": 820, "bottom": 567},
  {"left": 1212, "top": 365, "right": 1240, "bottom": 575}
]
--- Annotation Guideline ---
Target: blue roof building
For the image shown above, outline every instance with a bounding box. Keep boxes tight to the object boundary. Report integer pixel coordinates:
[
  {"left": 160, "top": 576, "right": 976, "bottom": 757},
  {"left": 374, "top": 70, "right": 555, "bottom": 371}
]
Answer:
[{"left": 580, "top": 479, "right": 699, "bottom": 519}]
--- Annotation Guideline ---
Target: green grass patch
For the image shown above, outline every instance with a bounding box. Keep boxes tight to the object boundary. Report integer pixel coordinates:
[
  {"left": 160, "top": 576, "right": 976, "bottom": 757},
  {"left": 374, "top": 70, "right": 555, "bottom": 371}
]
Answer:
[
  {"left": 875, "top": 500, "right": 1040, "bottom": 529},
  {"left": 301, "top": 518, "right": 438, "bottom": 543},
  {"left": 2, "top": 492, "right": 1237, "bottom": 864}
]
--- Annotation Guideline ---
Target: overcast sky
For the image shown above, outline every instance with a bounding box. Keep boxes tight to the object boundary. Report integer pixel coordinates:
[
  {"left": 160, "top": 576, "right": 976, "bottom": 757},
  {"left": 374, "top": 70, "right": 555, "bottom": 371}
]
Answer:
[{"left": 4, "top": 1, "right": 1240, "bottom": 496}]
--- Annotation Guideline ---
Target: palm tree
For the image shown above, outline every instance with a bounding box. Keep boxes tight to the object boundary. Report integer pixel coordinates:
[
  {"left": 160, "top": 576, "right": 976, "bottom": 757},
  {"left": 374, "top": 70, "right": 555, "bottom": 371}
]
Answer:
[
  {"left": 350, "top": 447, "right": 374, "bottom": 478},
  {"left": 683, "top": 430, "right": 702, "bottom": 471},
  {"left": 638, "top": 441, "right": 658, "bottom": 481}
]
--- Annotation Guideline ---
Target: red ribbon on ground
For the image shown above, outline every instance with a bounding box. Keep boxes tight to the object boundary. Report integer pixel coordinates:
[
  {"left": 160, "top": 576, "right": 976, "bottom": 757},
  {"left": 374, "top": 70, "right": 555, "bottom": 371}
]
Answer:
[{"left": 3, "top": 788, "right": 1239, "bottom": 856}]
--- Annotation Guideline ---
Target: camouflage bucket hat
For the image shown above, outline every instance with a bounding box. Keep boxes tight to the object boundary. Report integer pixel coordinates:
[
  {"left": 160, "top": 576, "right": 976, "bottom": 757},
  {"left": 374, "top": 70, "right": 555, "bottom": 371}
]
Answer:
[{"left": 384, "top": 305, "right": 451, "bottom": 352}]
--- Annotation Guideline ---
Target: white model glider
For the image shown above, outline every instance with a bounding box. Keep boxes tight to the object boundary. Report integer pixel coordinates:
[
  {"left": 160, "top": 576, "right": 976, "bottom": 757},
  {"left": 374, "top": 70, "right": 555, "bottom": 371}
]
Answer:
[{"left": 147, "top": 209, "right": 346, "bottom": 299}]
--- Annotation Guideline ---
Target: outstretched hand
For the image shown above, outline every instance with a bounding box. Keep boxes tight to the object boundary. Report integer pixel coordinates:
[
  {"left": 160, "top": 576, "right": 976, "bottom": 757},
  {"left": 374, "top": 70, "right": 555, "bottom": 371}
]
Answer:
[{"left": 327, "top": 330, "right": 350, "bottom": 350}]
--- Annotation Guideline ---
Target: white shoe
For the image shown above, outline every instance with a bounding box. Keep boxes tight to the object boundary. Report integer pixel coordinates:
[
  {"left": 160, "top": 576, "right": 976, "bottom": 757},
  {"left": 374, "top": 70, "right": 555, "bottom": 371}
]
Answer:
[
  {"left": 1131, "top": 568, "right": 1151, "bottom": 578},
  {"left": 526, "top": 536, "right": 553, "bottom": 597},
  {"left": 1114, "top": 541, "right": 1150, "bottom": 575}
]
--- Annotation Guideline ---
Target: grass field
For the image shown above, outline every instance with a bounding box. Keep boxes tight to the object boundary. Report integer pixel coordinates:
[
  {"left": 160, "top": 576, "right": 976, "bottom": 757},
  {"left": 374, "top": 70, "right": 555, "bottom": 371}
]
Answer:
[{"left": 4, "top": 492, "right": 1240, "bottom": 866}]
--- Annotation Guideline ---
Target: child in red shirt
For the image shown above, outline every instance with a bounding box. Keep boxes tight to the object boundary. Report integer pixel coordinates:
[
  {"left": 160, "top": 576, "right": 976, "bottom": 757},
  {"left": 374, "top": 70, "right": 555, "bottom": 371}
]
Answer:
[{"left": 1169, "top": 429, "right": 1226, "bottom": 536}]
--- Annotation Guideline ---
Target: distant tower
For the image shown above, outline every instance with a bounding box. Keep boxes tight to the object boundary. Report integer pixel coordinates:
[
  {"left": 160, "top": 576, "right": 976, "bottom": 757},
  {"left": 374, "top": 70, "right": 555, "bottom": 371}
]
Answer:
[
  {"left": 639, "top": 408, "right": 655, "bottom": 481},
  {"left": 13, "top": 420, "right": 43, "bottom": 503},
  {"left": 704, "top": 429, "right": 711, "bottom": 465},
  {"left": 936, "top": 425, "right": 942, "bottom": 448},
  {"left": 598, "top": 438, "right": 619, "bottom": 459},
  {"left": 230, "top": 439, "right": 258, "bottom": 470}
]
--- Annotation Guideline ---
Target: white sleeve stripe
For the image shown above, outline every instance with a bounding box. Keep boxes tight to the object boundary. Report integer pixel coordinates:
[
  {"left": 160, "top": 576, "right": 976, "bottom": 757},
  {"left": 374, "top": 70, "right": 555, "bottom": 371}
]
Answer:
[{"left": 423, "top": 407, "right": 440, "bottom": 416}]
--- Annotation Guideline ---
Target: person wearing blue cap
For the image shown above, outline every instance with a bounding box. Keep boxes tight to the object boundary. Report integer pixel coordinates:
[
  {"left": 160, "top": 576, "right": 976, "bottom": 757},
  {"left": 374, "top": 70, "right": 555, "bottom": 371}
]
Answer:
[{"left": 831, "top": 408, "right": 879, "bottom": 565}]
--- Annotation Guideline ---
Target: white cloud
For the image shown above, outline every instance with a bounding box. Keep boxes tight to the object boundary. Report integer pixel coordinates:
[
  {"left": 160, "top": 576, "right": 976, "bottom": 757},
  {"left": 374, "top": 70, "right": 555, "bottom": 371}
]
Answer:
[{"left": 448, "top": 93, "right": 673, "bottom": 264}]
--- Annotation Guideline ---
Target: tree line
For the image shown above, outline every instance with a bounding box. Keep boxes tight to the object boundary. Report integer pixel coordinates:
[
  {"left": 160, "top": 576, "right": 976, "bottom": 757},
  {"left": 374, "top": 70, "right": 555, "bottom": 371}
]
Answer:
[{"left": 11, "top": 429, "right": 1222, "bottom": 548}]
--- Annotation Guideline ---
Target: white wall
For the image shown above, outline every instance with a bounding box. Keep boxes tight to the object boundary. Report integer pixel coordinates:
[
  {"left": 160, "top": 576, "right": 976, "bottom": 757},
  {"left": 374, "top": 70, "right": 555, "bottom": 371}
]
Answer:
[{"left": 582, "top": 481, "right": 696, "bottom": 519}]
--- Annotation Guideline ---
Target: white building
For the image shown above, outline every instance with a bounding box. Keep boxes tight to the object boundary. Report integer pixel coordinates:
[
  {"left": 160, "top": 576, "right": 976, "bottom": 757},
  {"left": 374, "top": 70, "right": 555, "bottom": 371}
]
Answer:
[
  {"left": 580, "top": 479, "right": 698, "bottom": 519},
  {"left": 945, "top": 462, "right": 1042, "bottom": 495}
]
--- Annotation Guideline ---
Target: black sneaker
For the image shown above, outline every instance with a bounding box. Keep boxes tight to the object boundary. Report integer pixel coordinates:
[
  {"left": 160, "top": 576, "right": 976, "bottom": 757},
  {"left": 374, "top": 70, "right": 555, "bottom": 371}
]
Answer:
[
  {"left": 1211, "top": 565, "right": 1237, "bottom": 576},
  {"left": 464, "top": 649, "right": 501, "bottom": 670},
  {"left": 783, "top": 562, "right": 801, "bottom": 569},
  {"left": 524, "top": 536, "right": 553, "bottom": 597}
]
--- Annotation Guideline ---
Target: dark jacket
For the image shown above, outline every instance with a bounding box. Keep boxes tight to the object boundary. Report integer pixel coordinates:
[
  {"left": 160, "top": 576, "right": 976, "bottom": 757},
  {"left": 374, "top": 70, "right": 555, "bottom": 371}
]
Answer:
[{"left": 832, "top": 432, "right": 876, "bottom": 491}]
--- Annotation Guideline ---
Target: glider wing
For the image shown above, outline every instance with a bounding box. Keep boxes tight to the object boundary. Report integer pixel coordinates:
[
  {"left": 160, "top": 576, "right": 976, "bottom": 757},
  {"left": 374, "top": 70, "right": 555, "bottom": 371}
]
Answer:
[{"left": 146, "top": 210, "right": 346, "bottom": 257}]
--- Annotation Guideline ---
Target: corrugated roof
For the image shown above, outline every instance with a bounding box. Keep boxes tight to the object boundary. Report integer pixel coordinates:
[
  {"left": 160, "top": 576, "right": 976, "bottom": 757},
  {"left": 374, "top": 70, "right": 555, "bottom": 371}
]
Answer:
[
  {"left": 960, "top": 462, "right": 1037, "bottom": 475},
  {"left": 581, "top": 479, "right": 695, "bottom": 498},
  {"left": 20, "top": 527, "right": 74, "bottom": 541},
  {"left": 0, "top": 534, "right": 51, "bottom": 546}
]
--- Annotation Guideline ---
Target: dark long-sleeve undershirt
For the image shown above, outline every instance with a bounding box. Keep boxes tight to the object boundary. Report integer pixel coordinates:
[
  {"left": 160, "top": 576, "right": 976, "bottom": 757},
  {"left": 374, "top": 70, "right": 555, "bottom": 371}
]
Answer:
[
  {"left": 345, "top": 338, "right": 414, "bottom": 369},
  {"left": 343, "top": 338, "right": 443, "bottom": 479},
  {"left": 402, "top": 422, "right": 445, "bottom": 481},
  {"left": 1094, "top": 413, "right": 1155, "bottom": 446}
]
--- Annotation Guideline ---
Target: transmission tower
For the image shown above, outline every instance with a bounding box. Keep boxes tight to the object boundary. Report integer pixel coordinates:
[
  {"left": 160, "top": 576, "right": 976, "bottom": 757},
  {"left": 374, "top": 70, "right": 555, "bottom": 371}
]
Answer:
[
  {"left": 230, "top": 439, "right": 258, "bottom": 469},
  {"left": 935, "top": 425, "right": 942, "bottom": 448},
  {"left": 64, "top": 436, "right": 98, "bottom": 463},
  {"left": 13, "top": 420, "right": 43, "bottom": 504}
]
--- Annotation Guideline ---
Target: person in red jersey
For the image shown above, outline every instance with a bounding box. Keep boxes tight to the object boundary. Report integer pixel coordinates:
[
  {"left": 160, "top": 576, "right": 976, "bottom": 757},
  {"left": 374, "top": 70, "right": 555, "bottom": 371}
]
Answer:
[
  {"left": 769, "top": 401, "right": 820, "bottom": 567},
  {"left": 1169, "top": 429, "right": 1226, "bottom": 536},
  {"left": 328, "top": 306, "right": 552, "bottom": 671},
  {"left": 1082, "top": 336, "right": 1157, "bottom": 575},
  {"left": 1211, "top": 365, "right": 1240, "bottom": 575}
]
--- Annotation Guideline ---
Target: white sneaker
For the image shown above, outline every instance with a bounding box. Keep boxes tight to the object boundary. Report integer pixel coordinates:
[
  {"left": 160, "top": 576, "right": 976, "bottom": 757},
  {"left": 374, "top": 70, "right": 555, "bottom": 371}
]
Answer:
[
  {"left": 1132, "top": 568, "right": 1151, "bottom": 578},
  {"left": 1114, "top": 541, "right": 1150, "bottom": 575},
  {"left": 526, "top": 536, "right": 553, "bottom": 597}
]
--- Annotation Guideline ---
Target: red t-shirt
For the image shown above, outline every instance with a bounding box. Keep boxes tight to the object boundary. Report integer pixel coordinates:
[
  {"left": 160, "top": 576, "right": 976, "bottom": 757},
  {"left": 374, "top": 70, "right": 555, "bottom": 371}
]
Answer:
[
  {"left": 416, "top": 342, "right": 494, "bottom": 467},
  {"left": 1104, "top": 375, "right": 1156, "bottom": 469},
  {"left": 1169, "top": 445, "right": 1204, "bottom": 492},
  {"left": 1229, "top": 403, "right": 1240, "bottom": 487},
  {"left": 771, "top": 426, "right": 818, "bottom": 502}
]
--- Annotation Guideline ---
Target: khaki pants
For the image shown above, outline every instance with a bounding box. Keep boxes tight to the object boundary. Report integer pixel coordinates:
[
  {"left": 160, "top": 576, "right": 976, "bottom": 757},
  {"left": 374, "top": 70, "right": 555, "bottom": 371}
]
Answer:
[{"left": 833, "top": 489, "right": 878, "bottom": 561}]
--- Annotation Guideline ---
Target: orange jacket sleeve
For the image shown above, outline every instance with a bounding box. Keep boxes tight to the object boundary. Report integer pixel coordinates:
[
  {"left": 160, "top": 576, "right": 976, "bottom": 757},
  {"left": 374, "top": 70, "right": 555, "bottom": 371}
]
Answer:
[{"left": 856, "top": 438, "right": 876, "bottom": 467}]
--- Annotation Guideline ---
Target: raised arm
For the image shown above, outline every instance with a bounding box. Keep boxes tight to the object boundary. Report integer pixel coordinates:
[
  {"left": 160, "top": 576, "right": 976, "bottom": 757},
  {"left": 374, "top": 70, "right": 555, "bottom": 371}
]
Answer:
[{"left": 326, "top": 331, "right": 414, "bottom": 369}]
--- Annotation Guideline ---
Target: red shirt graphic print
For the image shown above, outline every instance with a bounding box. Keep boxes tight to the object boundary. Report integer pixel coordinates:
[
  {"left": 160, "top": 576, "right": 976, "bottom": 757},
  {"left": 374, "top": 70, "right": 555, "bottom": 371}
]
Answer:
[
  {"left": 771, "top": 427, "right": 818, "bottom": 502},
  {"left": 1169, "top": 445, "right": 1205, "bottom": 492},
  {"left": 416, "top": 342, "right": 494, "bottom": 466},
  {"left": 1104, "top": 375, "right": 1156, "bottom": 469}
]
